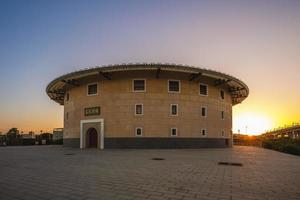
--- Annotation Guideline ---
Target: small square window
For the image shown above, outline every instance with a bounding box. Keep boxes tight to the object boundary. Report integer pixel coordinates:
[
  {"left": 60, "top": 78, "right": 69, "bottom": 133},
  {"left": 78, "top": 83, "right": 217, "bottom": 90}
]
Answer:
[
  {"left": 171, "top": 128, "right": 177, "bottom": 136},
  {"left": 135, "top": 104, "right": 143, "bottom": 115},
  {"left": 133, "top": 80, "right": 145, "bottom": 92},
  {"left": 201, "top": 129, "right": 206, "bottom": 136},
  {"left": 200, "top": 84, "right": 208, "bottom": 96},
  {"left": 168, "top": 80, "right": 180, "bottom": 92},
  {"left": 87, "top": 83, "right": 98, "bottom": 96},
  {"left": 201, "top": 107, "right": 207, "bottom": 117},
  {"left": 170, "top": 104, "right": 178, "bottom": 116},
  {"left": 221, "top": 111, "right": 225, "bottom": 120},
  {"left": 135, "top": 127, "right": 143, "bottom": 136},
  {"left": 220, "top": 90, "right": 225, "bottom": 100}
]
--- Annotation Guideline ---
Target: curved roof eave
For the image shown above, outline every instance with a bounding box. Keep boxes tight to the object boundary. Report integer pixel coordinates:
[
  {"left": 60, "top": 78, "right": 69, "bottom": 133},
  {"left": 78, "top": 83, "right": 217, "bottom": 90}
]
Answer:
[{"left": 46, "top": 63, "right": 249, "bottom": 105}]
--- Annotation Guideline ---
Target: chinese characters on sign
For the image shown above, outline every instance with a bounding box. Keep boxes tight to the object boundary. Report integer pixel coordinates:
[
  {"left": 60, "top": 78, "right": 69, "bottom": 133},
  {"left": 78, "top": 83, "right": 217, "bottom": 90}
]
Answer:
[{"left": 84, "top": 107, "right": 100, "bottom": 116}]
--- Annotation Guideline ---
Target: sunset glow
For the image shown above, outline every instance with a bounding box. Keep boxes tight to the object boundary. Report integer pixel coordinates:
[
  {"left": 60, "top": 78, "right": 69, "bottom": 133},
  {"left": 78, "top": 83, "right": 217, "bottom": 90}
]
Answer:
[{"left": 233, "top": 111, "right": 274, "bottom": 135}]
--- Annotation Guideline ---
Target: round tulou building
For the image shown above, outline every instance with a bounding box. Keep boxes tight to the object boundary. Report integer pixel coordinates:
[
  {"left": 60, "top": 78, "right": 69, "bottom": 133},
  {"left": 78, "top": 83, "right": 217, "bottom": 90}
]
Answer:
[{"left": 46, "top": 63, "right": 249, "bottom": 149}]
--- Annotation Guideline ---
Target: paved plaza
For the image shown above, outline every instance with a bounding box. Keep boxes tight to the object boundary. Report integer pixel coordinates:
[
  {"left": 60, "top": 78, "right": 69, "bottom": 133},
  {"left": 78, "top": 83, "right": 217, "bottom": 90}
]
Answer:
[{"left": 0, "top": 146, "right": 299, "bottom": 200}]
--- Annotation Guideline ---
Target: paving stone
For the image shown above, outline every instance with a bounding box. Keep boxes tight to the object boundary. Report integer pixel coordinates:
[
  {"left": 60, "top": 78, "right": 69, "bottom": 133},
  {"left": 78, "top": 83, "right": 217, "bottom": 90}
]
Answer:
[{"left": 0, "top": 146, "right": 299, "bottom": 200}]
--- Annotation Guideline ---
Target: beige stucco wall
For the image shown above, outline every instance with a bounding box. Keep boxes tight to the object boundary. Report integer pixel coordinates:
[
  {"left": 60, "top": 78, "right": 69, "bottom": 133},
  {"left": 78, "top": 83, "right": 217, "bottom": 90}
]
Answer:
[{"left": 63, "top": 71, "right": 232, "bottom": 139}]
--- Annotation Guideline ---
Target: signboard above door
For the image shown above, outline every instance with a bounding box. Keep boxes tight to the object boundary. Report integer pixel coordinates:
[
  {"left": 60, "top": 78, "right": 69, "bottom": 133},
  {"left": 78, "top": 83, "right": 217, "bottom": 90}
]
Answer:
[{"left": 84, "top": 107, "right": 101, "bottom": 116}]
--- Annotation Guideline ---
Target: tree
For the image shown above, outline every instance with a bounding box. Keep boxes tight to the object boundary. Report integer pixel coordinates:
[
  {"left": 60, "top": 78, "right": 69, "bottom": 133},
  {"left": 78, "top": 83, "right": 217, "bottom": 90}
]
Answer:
[
  {"left": 7, "top": 128, "right": 19, "bottom": 138},
  {"left": 6, "top": 128, "right": 20, "bottom": 145}
]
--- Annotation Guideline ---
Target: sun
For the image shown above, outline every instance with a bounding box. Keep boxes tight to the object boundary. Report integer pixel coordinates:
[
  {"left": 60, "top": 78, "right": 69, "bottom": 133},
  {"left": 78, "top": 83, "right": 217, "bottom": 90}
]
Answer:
[{"left": 233, "top": 112, "right": 274, "bottom": 135}]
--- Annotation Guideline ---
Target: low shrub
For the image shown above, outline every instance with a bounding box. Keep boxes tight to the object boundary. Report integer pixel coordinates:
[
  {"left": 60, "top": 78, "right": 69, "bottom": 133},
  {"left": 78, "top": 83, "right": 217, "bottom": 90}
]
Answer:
[
  {"left": 280, "top": 144, "right": 300, "bottom": 156},
  {"left": 262, "top": 138, "right": 300, "bottom": 156}
]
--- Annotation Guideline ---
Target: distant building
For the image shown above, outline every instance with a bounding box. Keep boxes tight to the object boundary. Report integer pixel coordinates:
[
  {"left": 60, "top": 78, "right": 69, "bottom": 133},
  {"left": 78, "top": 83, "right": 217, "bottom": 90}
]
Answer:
[
  {"left": 36, "top": 133, "right": 52, "bottom": 145},
  {"left": 53, "top": 128, "right": 63, "bottom": 141},
  {"left": 21, "top": 132, "right": 36, "bottom": 145},
  {"left": 21, "top": 132, "right": 35, "bottom": 139},
  {"left": 46, "top": 63, "right": 249, "bottom": 149}
]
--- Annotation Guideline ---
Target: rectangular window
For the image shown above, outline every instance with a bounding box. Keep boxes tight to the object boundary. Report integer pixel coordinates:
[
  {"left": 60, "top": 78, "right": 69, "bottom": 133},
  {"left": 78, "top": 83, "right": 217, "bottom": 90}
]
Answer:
[
  {"left": 221, "top": 130, "right": 225, "bottom": 137},
  {"left": 171, "top": 128, "right": 177, "bottom": 136},
  {"left": 170, "top": 104, "right": 178, "bottom": 116},
  {"left": 135, "top": 104, "right": 143, "bottom": 115},
  {"left": 66, "top": 112, "right": 69, "bottom": 120},
  {"left": 220, "top": 90, "right": 225, "bottom": 100},
  {"left": 201, "top": 106, "right": 207, "bottom": 117},
  {"left": 133, "top": 79, "right": 146, "bottom": 92},
  {"left": 201, "top": 128, "right": 207, "bottom": 137},
  {"left": 168, "top": 80, "right": 180, "bottom": 92},
  {"left": 135, "top": 127, "right": 143, "bottom": 136},
  {"left": 87, "top": 83, "right": 98, "bottom": 96},
  {"left": 221, "top": 111, "right": 225, "bottom": 120},
  {"left": 200, "top": 84, "right": 208, "bottom": 96},
  {"left": 66, "top": 93, "right": 69, "bottom": 101}
]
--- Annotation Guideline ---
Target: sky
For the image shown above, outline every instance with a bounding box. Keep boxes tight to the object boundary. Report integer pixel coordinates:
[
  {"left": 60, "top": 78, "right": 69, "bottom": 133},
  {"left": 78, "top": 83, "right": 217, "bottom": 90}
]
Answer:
[{"left": 0, "top": 0, "right": 299, "bottom": 135}]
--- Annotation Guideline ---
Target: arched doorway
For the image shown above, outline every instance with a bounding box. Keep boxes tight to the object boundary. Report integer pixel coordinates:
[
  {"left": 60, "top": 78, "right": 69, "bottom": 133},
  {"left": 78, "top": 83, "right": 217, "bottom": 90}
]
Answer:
[
  {"left": 80, "top": 119, "right": 104, "bottom": 149},
  {"left": 86, "top": 128, "right": 98, "bottom": 148}
]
